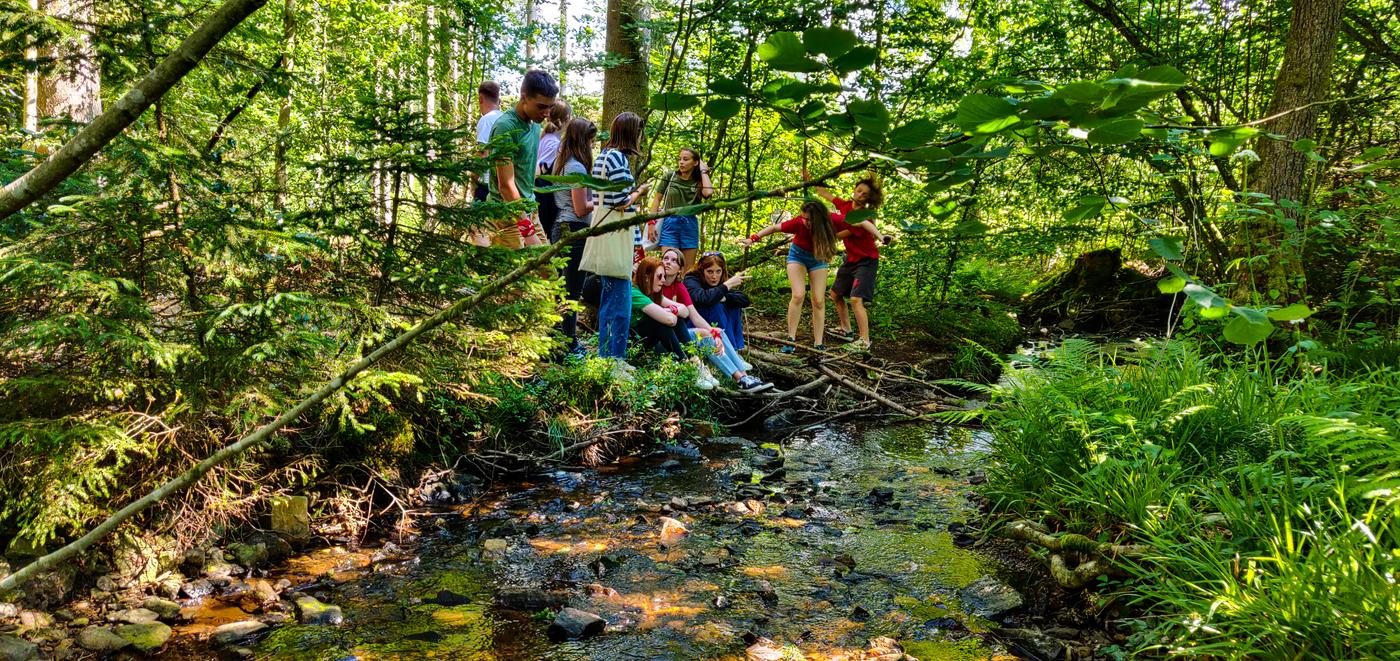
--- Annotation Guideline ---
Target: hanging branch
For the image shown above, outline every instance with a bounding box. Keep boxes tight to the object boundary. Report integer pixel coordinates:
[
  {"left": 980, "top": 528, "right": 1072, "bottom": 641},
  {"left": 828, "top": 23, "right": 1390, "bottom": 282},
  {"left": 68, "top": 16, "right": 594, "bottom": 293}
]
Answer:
[
  {"left": 0, "top": 159, "right": 870, "bottom": 594},
  {"left": 0, "top": 0, "right": 270, "bottom": 220}
]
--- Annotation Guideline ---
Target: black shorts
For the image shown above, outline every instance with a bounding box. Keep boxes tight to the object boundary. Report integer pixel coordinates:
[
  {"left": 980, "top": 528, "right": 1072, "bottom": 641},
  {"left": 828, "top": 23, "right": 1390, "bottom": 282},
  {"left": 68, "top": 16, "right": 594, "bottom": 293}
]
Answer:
[
  {"left": 474, "top": 182, "right": 489, "bottom": 202},
  {"left": 832, "top": 257, "right": 878, "bottom": 301}
]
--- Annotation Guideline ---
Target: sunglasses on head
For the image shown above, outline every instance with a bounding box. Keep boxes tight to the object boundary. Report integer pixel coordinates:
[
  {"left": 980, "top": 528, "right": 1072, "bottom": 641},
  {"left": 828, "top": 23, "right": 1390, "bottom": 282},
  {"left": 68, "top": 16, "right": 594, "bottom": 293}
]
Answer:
[{"left": 701, "top": 251, "right": 723, "bottom": 257}]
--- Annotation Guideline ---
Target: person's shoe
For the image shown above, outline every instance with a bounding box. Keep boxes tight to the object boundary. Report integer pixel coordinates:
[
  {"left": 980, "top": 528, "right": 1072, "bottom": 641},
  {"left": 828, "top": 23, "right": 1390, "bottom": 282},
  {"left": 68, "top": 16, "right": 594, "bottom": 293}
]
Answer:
[
  {"left": 779, "top": 344, "right": 796, "bottom": 354},
  {"left": 829, "top": 328, "right": 854, "bottom": 342},
  {"left": 695, "top": 373, "right": 716, "bottom": 390},
  {"left": 615, "top": 359, "right": 637, "bottom": 373},
  {"left": 814, "top": 344, "right": 827, "bottom": 352},
  {"left": 842, "top": 340, "right": 872, "bottom": 354},
  {"left": 738, "top": 375, "right": 774, "bottom": 393}
]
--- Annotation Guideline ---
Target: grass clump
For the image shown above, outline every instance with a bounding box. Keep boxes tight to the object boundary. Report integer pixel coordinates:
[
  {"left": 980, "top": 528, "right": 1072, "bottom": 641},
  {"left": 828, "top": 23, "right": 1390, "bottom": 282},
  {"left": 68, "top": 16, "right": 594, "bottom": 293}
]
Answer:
[{"left": 983, "top": 339, "right": 1400, "bottom": 659}]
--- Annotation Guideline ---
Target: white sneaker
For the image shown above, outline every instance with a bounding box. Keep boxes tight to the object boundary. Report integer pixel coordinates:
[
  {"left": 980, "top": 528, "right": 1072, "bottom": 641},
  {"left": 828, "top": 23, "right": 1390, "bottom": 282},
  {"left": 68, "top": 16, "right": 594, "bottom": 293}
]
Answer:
[{"left": 695, "top": 373, "right": 715, "bottom": 390}]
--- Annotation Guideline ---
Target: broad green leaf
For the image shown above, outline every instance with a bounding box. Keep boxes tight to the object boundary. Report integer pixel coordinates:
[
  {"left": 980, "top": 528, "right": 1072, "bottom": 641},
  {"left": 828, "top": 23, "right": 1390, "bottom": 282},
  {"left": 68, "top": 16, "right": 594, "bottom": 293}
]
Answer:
[
  {"left": 889, "top": 119, "right": 940, "bottom": 146},
  {"left": 702, "top": 98, "right": 741, "bottom": 120},
  {"left": 1207, "top": 127, "right": 1260, "bottom": 157},
  {"left": 1104, "top": 65, "right": 1187, "bottom": 93},
  {"left": 1354, "top": 146, "right": 1387, "bottom": 162},
  {"left": 1352, "top": 158, "right": 1400, "bottom": 173},
  {"left": 1088, "top": 118, "right": 1145, "bottom": 145},
  {"left": 1184, "top": 283, "right": 1227, "bottom": 311},
  {"left": 1223, "top": 307, "right": 1275, "bottom": 345},
  {"left": 956, "top": 94, "right": 1018, "bottom": 133},
  {"left": 774, "top": 81, "right": 819, "bottom": 101},
  {"left": 649, "top": 92, "right": 700, "bottom": 112},
  {"left": 831, "top": 46, "right": 879, "bottom": 74},
  {"left": 1158, "top": 276, "right": 1186, "bottom": 294},
  {"left": 1267, "top": 303, "right": 1313, "bottom": 322},
  {"left": 844, "top": 209, "right": 877, "bottom": 224},
  {"left": 758, "top": 32, "right": 805, "bottom": 63},
  {"left": 1291, "top": 139, "right": 1317, "bottom": 152},
  {"left": 1053, "top": 81, "right": 1108, "bottom": 105},
  {"left": 708, "top": 77, "right": 747, "bottom": 96},
  {"left": 848, "top": 99, "right": 891, "bottom": 134},
  {"left": 952, "top": 219, "right": 990, "bottom": 235},
  {"left": 803, "top": 27, "right": 858, "bottom": 58},
  {"left": 1148, "top": 236, "right": 1185, "bottom": 261},
  {"left": 1063, "top": 195, "right": 1106, "bottom": 223}
]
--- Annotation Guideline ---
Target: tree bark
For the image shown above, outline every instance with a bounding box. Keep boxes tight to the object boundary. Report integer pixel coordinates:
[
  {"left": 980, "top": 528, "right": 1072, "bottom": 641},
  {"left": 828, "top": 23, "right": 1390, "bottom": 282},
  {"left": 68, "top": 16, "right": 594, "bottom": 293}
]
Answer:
[
  {"left": 0, "top": 0, "right": 270, "bottom": 221},
  {"left": 601, "top": 0, "right": 648, "bottom": 128},
  {"left": 1239, "top": 0, "right": 1345, "bottom": 303},
  {"left": 557, "top": 0, "right": 568, "bottom": 94},
  {"left": 23, "top": 0, "right": 39, "bottom": 133},
  {"left": 274, "top": 0, "right": 295, "bottom": 212},
  {"left": 36, "top": 0, "right": 102, "bottom": 123}
]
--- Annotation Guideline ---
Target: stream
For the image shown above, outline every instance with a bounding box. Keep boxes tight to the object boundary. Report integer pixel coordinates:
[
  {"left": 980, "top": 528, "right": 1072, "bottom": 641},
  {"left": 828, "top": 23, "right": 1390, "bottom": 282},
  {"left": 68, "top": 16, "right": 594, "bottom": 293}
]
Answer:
[{"left": 168, "top": 421, "right": 1060, "bottom": 660}]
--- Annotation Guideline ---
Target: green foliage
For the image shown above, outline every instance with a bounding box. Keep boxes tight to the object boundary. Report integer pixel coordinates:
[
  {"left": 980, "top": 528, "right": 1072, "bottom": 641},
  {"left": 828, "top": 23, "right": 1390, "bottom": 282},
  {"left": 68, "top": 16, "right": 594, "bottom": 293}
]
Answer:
[{"left": 984, "top": 339, "right": 1400, "bottom": 657}]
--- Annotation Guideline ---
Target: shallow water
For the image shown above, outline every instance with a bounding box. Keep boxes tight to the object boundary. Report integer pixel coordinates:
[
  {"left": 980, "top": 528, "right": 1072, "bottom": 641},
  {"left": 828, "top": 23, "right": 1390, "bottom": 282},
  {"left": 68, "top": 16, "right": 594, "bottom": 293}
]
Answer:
[{"left": 173, "top": 422, "right": 1020, "bottom": 660}]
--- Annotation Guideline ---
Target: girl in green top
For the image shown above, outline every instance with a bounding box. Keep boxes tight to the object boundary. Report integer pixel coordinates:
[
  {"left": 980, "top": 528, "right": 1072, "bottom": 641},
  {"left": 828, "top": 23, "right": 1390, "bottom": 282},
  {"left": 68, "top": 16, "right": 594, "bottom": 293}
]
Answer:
[{"left": 647, "top": 147, "right": 714, "bottom": 268}]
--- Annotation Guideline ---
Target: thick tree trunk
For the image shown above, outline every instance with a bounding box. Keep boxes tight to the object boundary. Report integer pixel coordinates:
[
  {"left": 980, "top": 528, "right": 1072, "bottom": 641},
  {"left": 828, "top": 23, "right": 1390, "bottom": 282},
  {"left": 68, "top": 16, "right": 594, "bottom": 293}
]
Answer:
[
  {"left": 0, "top": 0, "right": 269, "bottom": 221},
  {"left": 23, "top": 0, "right": 39, "bottom": 133},
  {"left": 1238, "top": 0, "right": 1345, "bottom": 303},
  {"left": 524, "top": 0, "right": 537, "bottom": 65},
  {"left": 36, "top": 0, "right": 102, "bottom": 123},
  {"left": 601, "top": 0, "right": 648, "bottom": 129}
]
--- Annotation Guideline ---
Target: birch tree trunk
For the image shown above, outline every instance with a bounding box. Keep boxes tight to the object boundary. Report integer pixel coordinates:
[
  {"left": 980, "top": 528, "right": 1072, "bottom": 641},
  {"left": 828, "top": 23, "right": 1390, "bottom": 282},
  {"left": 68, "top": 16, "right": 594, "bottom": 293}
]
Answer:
[
  {"left": 36, "top": 0, "right": 102, "bottom": 123},
  {"left": 274, "top": 0, "right": 295, "bottom": 212}
]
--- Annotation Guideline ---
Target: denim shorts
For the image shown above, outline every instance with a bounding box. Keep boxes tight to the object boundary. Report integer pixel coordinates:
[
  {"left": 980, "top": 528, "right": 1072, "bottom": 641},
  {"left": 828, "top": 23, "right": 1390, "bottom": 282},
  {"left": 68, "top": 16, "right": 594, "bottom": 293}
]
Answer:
[
  {"left": 787, "top": 244, "right": 828, "bottom": 271},
  {"left": 658, "top": 215, "right": 700, "bottom": 250}
]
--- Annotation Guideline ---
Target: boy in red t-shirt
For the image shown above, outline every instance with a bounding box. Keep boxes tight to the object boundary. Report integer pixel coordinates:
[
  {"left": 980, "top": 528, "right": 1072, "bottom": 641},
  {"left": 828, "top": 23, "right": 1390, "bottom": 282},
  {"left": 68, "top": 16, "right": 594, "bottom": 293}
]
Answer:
[{"left": 814, "top": 174, "right": 889, "bottom": 351}]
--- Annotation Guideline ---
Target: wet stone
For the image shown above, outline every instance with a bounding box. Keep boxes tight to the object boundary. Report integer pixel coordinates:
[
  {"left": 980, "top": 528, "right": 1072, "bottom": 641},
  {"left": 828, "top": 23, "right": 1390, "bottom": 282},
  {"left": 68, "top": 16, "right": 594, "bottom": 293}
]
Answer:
[
  {"left": 210, "top": 620, "right": 269, "bottom": 647},
  {"left": 111, "top": 607, "right": 159, "bottom": 625},
  {"left": 0, "top": 604, "right": 14, "bottom": 619},
  {"left": 547, "top": 607, "right": 605, "bottom": 641},
  {"left": 114, "top": 622, "right": 172, "bottom": 652},
  {"left": 658, "top": 460, "right": 681, "bottom": 469},
  {"left": 0, "top": 635, "right": 38, "bottom": 661},
  {"left": 294, "top": 596, "right": 344, "bottom": 626},
  {"left": 868, "top": 486, "right": 895, "bottom": 505},
  {"left": 142, "top": 597, "right": 183, "bottom": 621},
  {"left": 959, "top": 576, "right": 1024, "bottom": 620},
  {"left": 77, "top": 627, "right": 129, "bottom": 653},
  {"left": 670, "top": 497, "right": 689, "bottom": 510},
  {"left": 1001, "top": 627, "right": 1066, "bottom": 661},
  {"left": 585, "top": 584, "right": 619, "bottom": 599},
  {"left": 403, "top": 630, "right": 444, "bottom": 643}
]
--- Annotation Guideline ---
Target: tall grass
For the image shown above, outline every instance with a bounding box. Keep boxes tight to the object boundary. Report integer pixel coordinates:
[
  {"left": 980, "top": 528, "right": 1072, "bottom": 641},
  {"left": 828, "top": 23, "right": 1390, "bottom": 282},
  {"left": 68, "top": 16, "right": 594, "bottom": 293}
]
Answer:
[{"left": 984, "top": 339, "right": 1400, "bottom": 659}]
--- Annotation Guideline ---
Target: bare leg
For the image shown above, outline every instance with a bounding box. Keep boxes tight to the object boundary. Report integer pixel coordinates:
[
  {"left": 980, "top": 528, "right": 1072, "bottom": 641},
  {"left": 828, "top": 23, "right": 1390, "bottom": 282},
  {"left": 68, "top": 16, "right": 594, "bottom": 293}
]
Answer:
[
  {"left": 809, "top": 267, "right": 828, "bottom": 346},
  {"left": 682, "top": 248, "right": 698, "bottom": 270},
  {"left": 832, "top": 293, "right": 851, "bottom": 333},
  {"left": 785, "top": 262, "right": 806, "bottom": 340},
  {"left": 852, "top": 297, "right": 871, "bottom": 344}
]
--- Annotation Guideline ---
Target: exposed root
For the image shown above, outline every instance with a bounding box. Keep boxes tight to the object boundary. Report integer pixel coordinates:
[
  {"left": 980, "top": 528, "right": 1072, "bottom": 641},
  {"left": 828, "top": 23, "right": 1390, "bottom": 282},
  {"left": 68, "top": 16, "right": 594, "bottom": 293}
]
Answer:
[{"left": 1001, "top": 519, "right": 1150, "bottom": 589}]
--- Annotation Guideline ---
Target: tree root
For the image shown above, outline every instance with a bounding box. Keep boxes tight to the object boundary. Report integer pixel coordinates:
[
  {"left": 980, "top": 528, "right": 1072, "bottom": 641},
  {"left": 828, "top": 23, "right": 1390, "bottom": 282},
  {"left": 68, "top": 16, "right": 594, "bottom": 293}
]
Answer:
[{"left": 1001, "top": 519, "right": 1150, "bottom": 589}]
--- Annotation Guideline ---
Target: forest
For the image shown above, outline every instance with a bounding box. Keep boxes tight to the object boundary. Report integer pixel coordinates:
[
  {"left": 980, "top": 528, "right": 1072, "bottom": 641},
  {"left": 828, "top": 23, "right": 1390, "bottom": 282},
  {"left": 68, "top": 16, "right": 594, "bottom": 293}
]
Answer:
[{"left": 1, "top": 0, "right": 1398, "bottom": 659}]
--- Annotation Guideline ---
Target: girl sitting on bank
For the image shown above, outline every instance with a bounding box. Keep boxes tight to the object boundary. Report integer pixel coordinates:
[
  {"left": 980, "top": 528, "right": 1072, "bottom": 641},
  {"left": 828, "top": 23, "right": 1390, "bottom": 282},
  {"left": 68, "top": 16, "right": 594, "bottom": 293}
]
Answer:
[
  {"left": 683, "top": 252, "right": 751, "bottom": 352},
  {"left": 659, "top": 249, "right": 772, "bottom": 393},
  {"left": 630, "top": 256, "right": 717, "bottom": 390},
  {"left": 738, "top": 200, "right": 839, "bottom": 352}
]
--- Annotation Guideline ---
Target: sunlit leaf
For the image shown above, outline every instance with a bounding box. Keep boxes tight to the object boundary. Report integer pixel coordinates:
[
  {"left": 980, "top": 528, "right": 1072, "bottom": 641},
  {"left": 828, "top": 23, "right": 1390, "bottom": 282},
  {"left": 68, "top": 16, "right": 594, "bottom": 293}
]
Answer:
[
  {"left": 702, "top": 98, "right": 741, "bottom": 120},
  {"left": 649, "top": 92, "right": 700, "bottom": 112},
  {"left": 1149, "top": 236, "right": 1185, "bottom": 261},
  {"left": 1088, "top": 118, "right": 1145, "bottom": 145},
  {"left": 1267, "top": 303, "right": 1313, "bottom": 322},
  {"left": 803, "top": 27, "right": 858, "bottom": 58},
  {"left": 1158, "top": 276, "right": 1186, "bottom": 293},
  {"left": 831, "top": 46, "right": 878, "bottom": 74}
]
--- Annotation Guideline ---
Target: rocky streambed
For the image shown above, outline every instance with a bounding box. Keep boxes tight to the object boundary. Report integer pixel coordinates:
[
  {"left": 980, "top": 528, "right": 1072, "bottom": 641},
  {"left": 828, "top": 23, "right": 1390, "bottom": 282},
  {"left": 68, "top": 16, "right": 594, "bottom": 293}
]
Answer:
[{"left": 4, "top": 422, "right": 1110, "bottom": 660}]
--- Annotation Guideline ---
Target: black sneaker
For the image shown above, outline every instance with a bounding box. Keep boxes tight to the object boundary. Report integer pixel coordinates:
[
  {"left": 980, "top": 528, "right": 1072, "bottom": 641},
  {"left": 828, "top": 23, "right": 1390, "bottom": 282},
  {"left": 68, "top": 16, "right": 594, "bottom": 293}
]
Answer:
[
  {"left": 829, "top": 329, "right": 854, "bottom": 342},
  {"left": 738, "top": 375, "right": 774, "bottom": 393}
]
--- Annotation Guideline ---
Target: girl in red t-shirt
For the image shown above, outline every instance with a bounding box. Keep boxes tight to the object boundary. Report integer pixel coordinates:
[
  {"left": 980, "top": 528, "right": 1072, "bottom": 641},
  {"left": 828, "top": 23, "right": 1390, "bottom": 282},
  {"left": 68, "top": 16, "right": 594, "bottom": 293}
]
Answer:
[
  {"left": 815, "top": 175, "right": 890, "bottom": 351},
  {"left": 738, "top": 200, "right": 839, "bottom": 352}
]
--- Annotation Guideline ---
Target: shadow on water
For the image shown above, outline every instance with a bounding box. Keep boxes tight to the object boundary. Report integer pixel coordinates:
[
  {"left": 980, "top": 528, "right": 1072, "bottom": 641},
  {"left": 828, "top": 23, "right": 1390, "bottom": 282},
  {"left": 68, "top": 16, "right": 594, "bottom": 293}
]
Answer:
[{"left": 173, "top": 422, "right": 1023, "bottom": 660}]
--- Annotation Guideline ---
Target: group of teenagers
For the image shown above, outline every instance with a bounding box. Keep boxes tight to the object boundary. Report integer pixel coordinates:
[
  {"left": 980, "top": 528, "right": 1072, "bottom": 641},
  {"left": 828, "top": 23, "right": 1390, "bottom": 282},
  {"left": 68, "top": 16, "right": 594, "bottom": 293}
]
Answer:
[{"left": 471, "top": 71, "right": 890, "bottom": 392}]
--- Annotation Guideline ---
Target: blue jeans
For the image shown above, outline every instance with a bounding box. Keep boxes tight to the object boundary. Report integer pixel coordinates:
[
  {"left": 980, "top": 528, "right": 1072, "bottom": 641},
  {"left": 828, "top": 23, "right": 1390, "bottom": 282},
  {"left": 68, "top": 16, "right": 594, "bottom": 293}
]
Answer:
[
  {"left": 691, "top": 329, "right": 745, "bottom": 378},
  {"left": 598, "top": 276, "right": 631, "bottom": 359}
]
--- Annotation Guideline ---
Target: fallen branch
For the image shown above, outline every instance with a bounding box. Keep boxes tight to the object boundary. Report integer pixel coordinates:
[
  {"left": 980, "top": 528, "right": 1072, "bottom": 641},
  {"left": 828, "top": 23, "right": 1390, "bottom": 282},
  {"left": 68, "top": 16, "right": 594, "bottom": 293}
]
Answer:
[
  {"left": 1000, "top": 519, "right": 1150, "bottom": 589},
  {"left": 750, "top": 332, "right": 958, "bottom": 398},
  {"left": 816, "top": 364, "right": 921, "bottom": 417}
]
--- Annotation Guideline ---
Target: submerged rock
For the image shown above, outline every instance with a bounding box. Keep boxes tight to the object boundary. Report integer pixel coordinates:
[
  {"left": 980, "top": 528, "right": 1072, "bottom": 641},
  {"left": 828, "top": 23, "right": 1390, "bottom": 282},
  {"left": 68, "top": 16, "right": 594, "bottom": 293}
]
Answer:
[
  {"left": 111, "top": 607, "right": 159, "bottom": 625},
  {"left": 423, "top": 589, "right": 472, "bottom": 607},
  {"left": 294, "top": 596, "right": 344, "bottom": 626},
  {"left": 115, "top": 622, "right": 172, "bottom": 652},
  {"left": 658, "top": 517, "right": 688, "bottom": 547},
  {"left": 494, "top": 587, "right": 567, "bottom": 611},
  {"left": 959, "top": 576, "right": 1024, "bottom": 620},
  {"left": 547, "top": 607, "right": 605, "bottom": 641},
  {"left": 142, "top": 597, "right": 183, "bottom": 621}
]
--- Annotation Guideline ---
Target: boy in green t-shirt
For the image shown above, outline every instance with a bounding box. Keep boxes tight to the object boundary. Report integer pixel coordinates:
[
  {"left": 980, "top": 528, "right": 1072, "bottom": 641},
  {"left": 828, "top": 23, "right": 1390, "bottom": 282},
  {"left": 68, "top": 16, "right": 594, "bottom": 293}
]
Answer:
[{"left": 486, "top": 70, "right": 559, "bottom": 249}]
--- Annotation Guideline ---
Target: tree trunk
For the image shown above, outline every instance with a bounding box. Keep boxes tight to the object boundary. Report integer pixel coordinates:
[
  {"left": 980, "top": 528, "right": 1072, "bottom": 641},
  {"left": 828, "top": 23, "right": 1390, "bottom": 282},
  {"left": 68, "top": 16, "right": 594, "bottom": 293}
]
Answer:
[
  {"left": 23, "top": 0, "right": 39, "bottom": 133},
  {"left": 274, "top": 0, "right": 295, "bottom": 212},
  {"left": 601, "top": 0, "right": 648, "bottom": 129},
  {"left": 1238, "top": 0, "right": 1345, "bottom": 303},
  {"left": 0, "top": 0, "right": 269, "bottom": 220},
  {"left": 524, "top": 0, "right": 537, "bottom": 66},
  {"left": 558, "top": 0, "right": 568, "bottom": 94},
  {"left": 423, "top": 2, "right": 437, "bottom": 226},
  {"left": 36, "top": 0, "right": 102, "bottom": 123}
]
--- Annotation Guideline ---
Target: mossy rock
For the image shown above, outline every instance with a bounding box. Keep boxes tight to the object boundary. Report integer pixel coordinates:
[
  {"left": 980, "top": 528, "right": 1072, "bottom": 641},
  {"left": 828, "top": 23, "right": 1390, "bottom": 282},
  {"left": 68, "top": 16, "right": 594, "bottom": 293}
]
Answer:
[{"left": 115, "top": 622, "right": 172, "bottom": 652}]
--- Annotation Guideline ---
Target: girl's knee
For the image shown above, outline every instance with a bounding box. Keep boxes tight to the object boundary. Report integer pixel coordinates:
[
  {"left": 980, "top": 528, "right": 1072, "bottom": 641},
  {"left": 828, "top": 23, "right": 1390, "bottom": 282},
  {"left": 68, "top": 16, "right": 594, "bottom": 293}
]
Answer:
[{"left": 789, "top": 292, "right": 806, "bottom": 304}]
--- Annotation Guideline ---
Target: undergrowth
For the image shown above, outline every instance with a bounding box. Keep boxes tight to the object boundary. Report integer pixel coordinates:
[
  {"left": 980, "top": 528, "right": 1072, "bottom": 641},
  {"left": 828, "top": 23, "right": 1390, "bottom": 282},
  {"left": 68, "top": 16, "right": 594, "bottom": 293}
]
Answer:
[{"left": 983, "top": 339, "right": 1400, "bottom": 659}]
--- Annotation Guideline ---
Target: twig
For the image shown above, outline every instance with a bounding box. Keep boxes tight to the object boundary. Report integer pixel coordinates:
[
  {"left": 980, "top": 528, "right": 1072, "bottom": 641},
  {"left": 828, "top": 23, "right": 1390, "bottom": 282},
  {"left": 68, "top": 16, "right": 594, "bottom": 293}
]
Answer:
[
  {"left": 815, "top": 364, "right": 922, "bottom": 418},
  {"left": 749, "top": 332, "right": 958, "bottom": 398}
]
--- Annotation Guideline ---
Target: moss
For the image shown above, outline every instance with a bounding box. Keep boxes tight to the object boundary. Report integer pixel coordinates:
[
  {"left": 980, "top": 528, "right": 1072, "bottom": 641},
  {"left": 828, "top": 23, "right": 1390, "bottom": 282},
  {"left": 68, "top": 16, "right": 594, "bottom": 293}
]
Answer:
[
  {"left": 845, "top": 528, "right": 989, "bottom": 592},
  {"left": 901, "top": 638, "right": 990, "bottom": 661}
]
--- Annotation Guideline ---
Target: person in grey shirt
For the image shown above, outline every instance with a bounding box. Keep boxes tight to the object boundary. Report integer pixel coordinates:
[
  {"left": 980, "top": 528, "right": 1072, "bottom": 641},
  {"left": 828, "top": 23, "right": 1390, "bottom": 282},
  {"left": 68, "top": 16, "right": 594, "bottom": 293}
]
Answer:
[{"left": 551, "top": 117, "right": 597, "bottom": 353}]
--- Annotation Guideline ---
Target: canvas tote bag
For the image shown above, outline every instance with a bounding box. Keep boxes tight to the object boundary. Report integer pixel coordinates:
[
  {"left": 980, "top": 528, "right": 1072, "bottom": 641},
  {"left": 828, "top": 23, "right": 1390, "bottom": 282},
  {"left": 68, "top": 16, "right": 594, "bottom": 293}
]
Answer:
[{"left": 579, "top": 207, "right": 636, "bottom": 279}]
